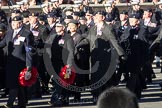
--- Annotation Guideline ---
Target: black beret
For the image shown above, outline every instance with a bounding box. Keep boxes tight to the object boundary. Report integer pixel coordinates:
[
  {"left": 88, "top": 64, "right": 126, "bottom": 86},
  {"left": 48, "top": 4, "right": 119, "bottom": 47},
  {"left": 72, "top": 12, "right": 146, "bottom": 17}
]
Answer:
[
  {"left": 12, "top": 16, "right": 23, "bottom": 21},
  {"left": 86, "top": 10, "right": 94, "bottom": 15},
  {"left": 11, "top": 9, "right": 21, "bottom": 14},
  {"left": 0, "top": 11, "right": 5, "bottom": 16},
  {"left": 105, "top": 17, "right": 113, "bottom": 22},
  {"left": 120, "top": 10, "right": 128, "bottom": 15},
  {"left": 29, "top": 12, "right": 39, "bottom": 17},
  {"left": 0, "top": 23, "right": 7, "bottom": 31},
  {"left": 38, "top": 15, "right": 46, "bottom": 21},
  {"left": 65, "top": 15, "right": 73, "bottom": 19},
  {"left": 79, "top": 17, "right": 87, "bottom": 21},
  {"left": 56, "top": 21, "right": 66, "bottom": 27},
  {"left": 64, "top": 7, "right": 73, "bottom": 12},
  {"left": 129, "top": 14, "right": 140, "bottom": 19},
  {"left": 68, "top": 20, "right": 79, "bottom": 25},
  {"left": 72, "top": 12, "right": 80, "bottom": 16},
  {"left": 94, "top": 10, "right": 106, "bottom": 16},
  {"left": 47, "top": 12, "right": 57, "bottom": 18},
  {"left": 144, "top": 8, "right": 152, "bottom": 12},
  {"left": 22, "top": 11, "right": 30, "bottom": 18}
]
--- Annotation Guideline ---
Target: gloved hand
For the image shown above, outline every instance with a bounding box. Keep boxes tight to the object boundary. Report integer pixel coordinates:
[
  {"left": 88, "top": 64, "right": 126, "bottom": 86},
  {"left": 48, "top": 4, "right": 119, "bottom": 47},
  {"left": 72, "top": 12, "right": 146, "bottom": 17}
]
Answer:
[
  {"left": 24, "top": 67, "right": 32, "bottom": 80},
  {"left": 64, "top": 65, "right": 72, "bottom": 79},
  {"left": 119, "top": 55, "right": 127, "bottom": 64}
]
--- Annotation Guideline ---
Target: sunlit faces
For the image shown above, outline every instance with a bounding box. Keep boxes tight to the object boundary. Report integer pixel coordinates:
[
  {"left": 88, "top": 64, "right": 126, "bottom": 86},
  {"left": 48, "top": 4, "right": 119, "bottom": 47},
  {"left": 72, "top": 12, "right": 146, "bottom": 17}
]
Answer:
[
  {"left": 79, "top": 19, "right": 87, "bottom": 25},
  {"left": 143, "top": 11, "right": 152, "bottom": 19},
  {"left": 120, "top": 14, "right": 128, "bottom": 21},
  {"left": 93, "top": 15, "right": 97, "bottom": 24},
  {"left": 85, "top": 13, "right": 92, "bottom": 21},
  {"left": 129, "top": 18, "right": 139, "bottom": 26},
  {"left": 105, "top": 7, "right": 113, "bottom": 13},
  {"left": 159, "top": 5, "right": 162, "bottom": 10},
  {"left": 47, "top": 17, "right": 56, "bottom": 25},
  {"left": 11, "top": 21, "right": 22, "bottom": 30},
  {"left": 0, "top": 2, "right": 1, "bottom": 8},
  {"left": 21, "top": 4, "right": 29, "bottom": 11},
  {"left": 65, "top": 11, "right": 73, "bottom": 16},
  {"left": 132, "top": 4, "right": 140, "bottom": 11},
  {"left": 29, "top": 16, "right": 37, "bottom": 25},
  {"left": 11, "top": 13, "right": 21, "bottom": 19},
  {"left": 55, "top": 24, "right": 65, "bottom": 33},
  {"left": 95, "top": 14, "right": 105, "bottom": 23},
  {"left": 0, "top": 31, "right": 5, "bottom": 37},
  {"left": 68, "top": 23, "right": 78, "bottom": 33}
]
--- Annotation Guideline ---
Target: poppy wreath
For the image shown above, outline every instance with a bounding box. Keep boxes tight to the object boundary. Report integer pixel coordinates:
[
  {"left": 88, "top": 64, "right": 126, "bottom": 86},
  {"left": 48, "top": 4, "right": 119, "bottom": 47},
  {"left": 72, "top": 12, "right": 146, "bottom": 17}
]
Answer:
[
  {"left": 19, "top": 67, "right": 38, "bottom": 87},
  {"left": 59, "top": 65, "right": 76, "bottom": 86}
]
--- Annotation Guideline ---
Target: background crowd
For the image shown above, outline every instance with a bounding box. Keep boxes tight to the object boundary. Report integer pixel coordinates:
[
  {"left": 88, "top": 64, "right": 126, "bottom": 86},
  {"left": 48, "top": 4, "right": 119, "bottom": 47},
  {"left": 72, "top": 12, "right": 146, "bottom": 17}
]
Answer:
[{"left": 1, "top": 0, "right": 162, "bottom": 108}]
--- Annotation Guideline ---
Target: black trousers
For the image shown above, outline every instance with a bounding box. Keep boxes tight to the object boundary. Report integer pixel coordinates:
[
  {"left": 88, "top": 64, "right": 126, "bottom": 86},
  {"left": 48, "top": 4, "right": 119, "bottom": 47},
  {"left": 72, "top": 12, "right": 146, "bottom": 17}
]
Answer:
[
  {"left": 50, "top": 62, "right": 69, "bottom": 103},
  {"left": 126, "top": 72, "right": 142, "bottom": 99},
  {"left": 7, "top": 86, "right": 27, "bottom": 107}
]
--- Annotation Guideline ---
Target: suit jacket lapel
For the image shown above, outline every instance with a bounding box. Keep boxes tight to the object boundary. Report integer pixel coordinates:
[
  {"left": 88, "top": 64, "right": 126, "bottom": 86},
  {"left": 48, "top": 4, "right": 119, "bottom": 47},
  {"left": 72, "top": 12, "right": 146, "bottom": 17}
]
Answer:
[
  {"left": 8, "top": 30, "right": 14, "bottom": 43},
  {"left": 90, "top": 26, "right": 98, "bottom": 49}
]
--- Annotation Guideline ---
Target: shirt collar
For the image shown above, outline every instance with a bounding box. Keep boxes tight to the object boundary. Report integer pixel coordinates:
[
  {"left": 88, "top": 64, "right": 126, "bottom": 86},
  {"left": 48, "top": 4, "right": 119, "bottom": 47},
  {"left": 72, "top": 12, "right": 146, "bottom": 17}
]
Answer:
[
  {"left": 14, "top": 26, "right": 22, "bottom": 34},
  {"left": 50, "top": 23, "right": 55, "bottom": 28}
]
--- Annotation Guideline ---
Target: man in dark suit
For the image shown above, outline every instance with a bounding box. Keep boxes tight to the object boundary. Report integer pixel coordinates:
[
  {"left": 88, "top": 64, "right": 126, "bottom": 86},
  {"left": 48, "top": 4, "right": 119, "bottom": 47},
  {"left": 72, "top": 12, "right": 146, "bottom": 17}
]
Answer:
[
  {"left": 0, "top": 23, "right": 7, "bottom": 95},
  {"left": 128, "top": 1, "right": 143, "bottom": 19},
  {"left": 78, "top": 17, "right": 89, "bottom": 35},
  {"left": 27, "top": 12, "right": 50, "bottom": 96},
  {"left": 0, "top": 5, "right": 8, "bottom": 25},
  {"left": 67, "top": 19, "right": 90, "bottom": 101},
  {"left": 45, "top": 21, "right": 74, "bottom": 106},
  {"left": 87, "top": 10, "right": 125, "bottom": 103},
  {"left": 122, "top": 14, "right": 149, "bottom": 99},
  {"left": 114, "top": 10, "right": 129, "bottom": 84},
  {"left": 46, "top": 12, "right": 57, "bottom": 35},
  {"left": 85, "top": 10, "right": 94, "bottom": 28},
  {"left": 0, "top": 16, "right": 34, "bottom": 108},
  {"left": 140, "top": 8, "right": 160, "bottom": 83}
]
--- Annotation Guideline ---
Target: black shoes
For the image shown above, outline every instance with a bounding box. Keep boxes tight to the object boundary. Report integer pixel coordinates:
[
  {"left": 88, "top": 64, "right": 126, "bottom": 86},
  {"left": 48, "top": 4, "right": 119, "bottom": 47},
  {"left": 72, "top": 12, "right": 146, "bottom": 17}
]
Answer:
[
  {"left": 92, "top": 97, "right": 98, "bottom": 104},
  {"left": 156, "top": 62, "right": 160, "bottom": 68},
  {"left": 48, "top": 99, "right": 69, "bottom": 107},
  {"left": 152, "top": 74, "right": 156, "bottom": 79}
]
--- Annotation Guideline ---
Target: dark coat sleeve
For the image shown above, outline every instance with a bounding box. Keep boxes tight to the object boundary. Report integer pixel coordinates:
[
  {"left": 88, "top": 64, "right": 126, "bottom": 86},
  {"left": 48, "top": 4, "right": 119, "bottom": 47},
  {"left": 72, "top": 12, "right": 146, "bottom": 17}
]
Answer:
[
  {"left": 105, "top": 24, "right": 125, "bottom": 56},
  {"left": 44, "top": 34, "right": 56, "bottom": 59},
  {"left": 24, "top": 30, "right": 34, "bottom": 67},
  {"left": 0, "top": 35, "right": 7, "bottom": 48},
  {"left": 66, "top": 38, "right": 74, "bottom": 66},
  {"left": 39, "top": 25, "right": 50, "bottom": 42}
]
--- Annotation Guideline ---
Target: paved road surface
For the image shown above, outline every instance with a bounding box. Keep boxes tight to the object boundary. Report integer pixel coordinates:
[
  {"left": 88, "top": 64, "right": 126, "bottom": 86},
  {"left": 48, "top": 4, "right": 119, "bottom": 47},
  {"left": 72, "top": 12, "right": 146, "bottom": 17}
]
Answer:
[{"left": 0, "top": 68, "right": 162, "bottom": 108}]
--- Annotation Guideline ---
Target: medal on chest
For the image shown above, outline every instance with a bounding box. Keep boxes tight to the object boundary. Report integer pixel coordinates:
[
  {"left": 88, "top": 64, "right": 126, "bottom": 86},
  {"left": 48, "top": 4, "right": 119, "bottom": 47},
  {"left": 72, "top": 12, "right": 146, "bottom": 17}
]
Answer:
[
  {"left": 58, "top": 39, "right": 65, "bottom": 45},
  {"left": 13, "top": 35, "right": 26, "bottom": 45}
]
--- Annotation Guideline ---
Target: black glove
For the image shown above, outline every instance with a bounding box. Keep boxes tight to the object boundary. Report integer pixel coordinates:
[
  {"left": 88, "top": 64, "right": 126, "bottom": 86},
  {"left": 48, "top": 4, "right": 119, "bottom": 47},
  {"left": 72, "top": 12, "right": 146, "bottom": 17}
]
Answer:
[{"left": 119, "top": 55, "right": 127, "bottom": 63}]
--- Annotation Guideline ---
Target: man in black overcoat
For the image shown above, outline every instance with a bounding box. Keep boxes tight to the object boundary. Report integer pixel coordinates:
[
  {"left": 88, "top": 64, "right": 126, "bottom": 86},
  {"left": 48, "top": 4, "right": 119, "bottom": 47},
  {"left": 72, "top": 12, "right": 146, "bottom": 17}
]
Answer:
[
  {"left": 67, "top": 19, "right": 90, "bottom": 101},
  {"left": 0, "top": 16, "right": 34, "bottom": 108},
  {"left": 45, "top": 21, "right": 74, "bottom": 106},
  {"left": 27, "top": 12, "right": 50, "bottom": 96},
  {"left": 87, "top": 10, "right": 125, "bottom": 103},
  {"left": 122, "top": 14, "right": 149, "bottom": 99},
  {"left": 0, "top": 23, "right": 7, "bottom": 91}
]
